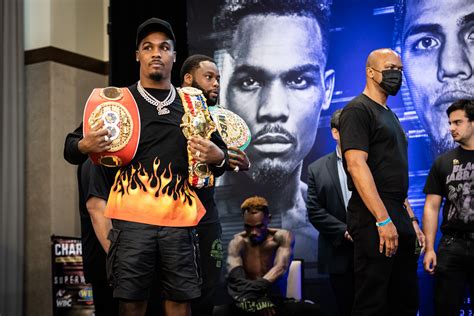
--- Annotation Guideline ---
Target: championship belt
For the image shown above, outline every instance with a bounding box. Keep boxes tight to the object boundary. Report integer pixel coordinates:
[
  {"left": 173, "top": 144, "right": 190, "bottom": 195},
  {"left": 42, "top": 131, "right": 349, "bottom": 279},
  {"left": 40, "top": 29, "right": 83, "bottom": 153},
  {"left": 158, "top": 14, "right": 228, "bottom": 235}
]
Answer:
[
  {"left": 178, "top": 87, "right": 217, "bottom": 188},
  {"left": 83, "top": 87, "right": 140, "bottom": 167},
  {"left": 209, "top": 106, "right": 251, "bottom": 151}
]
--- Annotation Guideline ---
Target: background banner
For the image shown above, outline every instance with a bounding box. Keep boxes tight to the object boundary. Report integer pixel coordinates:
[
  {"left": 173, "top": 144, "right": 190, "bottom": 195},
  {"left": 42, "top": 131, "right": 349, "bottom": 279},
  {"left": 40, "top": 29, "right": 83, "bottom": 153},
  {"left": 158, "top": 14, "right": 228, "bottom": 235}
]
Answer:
[
  {"left": 187, "top": 0, "right": 474, "bottom": 314},
  {"left": 51, "top": 235, "right": 94, "bottom": 316}
]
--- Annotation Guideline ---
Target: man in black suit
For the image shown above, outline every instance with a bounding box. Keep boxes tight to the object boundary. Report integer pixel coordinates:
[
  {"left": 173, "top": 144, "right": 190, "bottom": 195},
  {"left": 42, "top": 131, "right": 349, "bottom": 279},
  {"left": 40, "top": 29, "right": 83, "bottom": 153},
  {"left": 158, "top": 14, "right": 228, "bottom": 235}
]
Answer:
[{"left": 306, "top": 109, "right": 354, "bottom": 316}]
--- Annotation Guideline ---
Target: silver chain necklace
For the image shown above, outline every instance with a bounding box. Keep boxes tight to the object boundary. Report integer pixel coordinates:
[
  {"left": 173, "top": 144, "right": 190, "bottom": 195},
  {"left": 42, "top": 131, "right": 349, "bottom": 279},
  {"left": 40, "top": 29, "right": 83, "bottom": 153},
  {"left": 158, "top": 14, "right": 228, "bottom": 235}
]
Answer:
[{"left": 137, "top": 80, "right": 175, "bottom": 115}]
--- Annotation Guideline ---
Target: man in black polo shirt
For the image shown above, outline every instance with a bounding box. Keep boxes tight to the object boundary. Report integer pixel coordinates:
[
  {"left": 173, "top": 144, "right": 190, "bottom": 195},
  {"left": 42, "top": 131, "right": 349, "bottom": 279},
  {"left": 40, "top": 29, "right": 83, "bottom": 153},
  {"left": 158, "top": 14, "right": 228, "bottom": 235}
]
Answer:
[
  {"left": 339, "top": 48, "right": 424, "bottom": 316},
  {"left": 423, "top": 99, "right": 474, "bottom": 315}
]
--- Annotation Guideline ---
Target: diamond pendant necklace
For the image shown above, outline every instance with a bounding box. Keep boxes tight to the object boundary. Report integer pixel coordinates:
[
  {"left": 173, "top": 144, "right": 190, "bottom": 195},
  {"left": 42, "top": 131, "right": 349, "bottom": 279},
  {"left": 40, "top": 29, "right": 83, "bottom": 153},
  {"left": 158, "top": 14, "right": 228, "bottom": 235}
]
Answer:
[{"left": 137, "top": 80, "right": 176, "bottom": 115}]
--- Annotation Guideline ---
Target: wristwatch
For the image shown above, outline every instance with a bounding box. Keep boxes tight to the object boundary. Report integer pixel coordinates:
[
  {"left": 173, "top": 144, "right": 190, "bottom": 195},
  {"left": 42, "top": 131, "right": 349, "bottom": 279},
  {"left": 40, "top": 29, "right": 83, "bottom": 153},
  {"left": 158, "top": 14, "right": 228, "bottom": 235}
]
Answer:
[{"left": 410, "top": 216, "right": 419, "bottom": 224}]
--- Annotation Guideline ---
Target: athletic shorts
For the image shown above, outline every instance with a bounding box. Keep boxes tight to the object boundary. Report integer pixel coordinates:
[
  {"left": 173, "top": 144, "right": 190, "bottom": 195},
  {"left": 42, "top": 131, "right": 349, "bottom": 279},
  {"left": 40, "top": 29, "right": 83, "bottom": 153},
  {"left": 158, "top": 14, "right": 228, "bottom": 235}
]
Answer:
[{"left": 107, "top": 219, "right": 202, "bottom": 301}]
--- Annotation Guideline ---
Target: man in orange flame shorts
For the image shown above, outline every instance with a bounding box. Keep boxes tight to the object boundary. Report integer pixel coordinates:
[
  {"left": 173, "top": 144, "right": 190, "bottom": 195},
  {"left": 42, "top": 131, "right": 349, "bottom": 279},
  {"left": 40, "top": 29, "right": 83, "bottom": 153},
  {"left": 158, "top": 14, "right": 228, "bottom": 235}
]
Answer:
[{"left": 68, "top": 18, "right": 229, "bottom": 316}]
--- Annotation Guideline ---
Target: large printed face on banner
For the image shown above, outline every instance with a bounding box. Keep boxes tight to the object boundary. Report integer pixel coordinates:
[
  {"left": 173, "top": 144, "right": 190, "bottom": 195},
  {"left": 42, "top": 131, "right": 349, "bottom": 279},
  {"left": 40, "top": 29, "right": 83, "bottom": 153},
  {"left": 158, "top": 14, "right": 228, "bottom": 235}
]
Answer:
[
  {"left": 398, "top": 0, "right": 474, "bottom": 154},
  {"left": 186, "top": 4, "right": 334, "bottom": 266},
  {"left": 224, "top": 14, "right": 334, "bottom": 186},
  {"left": 208, "top": 10, "right": 333, "bottom": 266}
]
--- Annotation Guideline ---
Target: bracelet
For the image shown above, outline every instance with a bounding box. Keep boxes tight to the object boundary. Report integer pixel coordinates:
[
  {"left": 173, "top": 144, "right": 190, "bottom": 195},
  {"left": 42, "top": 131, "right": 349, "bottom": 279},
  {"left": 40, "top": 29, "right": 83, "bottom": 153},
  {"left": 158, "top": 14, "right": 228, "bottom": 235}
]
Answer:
[
  {"left": 375, "top": 217, "right": 392, "bottom": 227},
  {"left": 410, "top": 216, "right": 419, "bottom": 224}
]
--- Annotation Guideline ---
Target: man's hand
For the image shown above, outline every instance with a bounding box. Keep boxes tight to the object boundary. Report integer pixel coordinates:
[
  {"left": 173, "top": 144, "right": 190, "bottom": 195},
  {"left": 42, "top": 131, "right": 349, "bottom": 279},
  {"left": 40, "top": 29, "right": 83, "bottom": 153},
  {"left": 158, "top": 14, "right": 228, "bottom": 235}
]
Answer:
[
  {"left": 377, "top": 221, "right": 398, "bottom": 257},
  {"left": 423, "top": 249, "right": 437, "bottom": 274},
  {"left": 79, "top": 120, "right": 112, "bottom": 154},
  {"left": 228, "top": 146, "right": 250, "bottom": 172},
  {"left": 412, "top": 221, "right": 426, "bottom": 254},
  {"left": 344, "top": 231, "right": 353, "bottom": 242},
  {"left": 188, "top": 135, "right": 225, "bottom": 164}
]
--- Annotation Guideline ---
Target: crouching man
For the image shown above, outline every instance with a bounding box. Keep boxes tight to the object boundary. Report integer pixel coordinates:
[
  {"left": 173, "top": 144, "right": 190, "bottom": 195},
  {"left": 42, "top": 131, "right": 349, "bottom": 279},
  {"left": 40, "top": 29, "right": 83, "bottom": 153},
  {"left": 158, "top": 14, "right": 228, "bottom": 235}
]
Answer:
[{"left": 214, "top": 196, "right": 320, "bottom": 316}]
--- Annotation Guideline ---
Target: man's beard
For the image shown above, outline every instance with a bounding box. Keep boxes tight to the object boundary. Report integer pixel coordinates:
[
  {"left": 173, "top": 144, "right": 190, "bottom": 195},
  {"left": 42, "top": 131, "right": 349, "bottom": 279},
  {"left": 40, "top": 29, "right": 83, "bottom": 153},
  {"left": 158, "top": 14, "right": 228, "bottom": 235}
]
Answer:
[
  {"left": 249, "top": 157, "right": 295, "bottom": 188},
  {"left": 192, "top": 80, "right": 217, "bottom": 106},
  {"left": 149, "top": 71, "right": 163, "bottom": 82}
]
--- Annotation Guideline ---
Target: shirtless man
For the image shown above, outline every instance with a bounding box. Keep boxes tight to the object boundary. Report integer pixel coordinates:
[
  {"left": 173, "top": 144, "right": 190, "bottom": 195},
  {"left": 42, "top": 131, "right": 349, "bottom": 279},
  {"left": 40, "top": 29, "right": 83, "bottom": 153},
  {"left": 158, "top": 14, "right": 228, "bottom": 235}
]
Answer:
[{"left": 215, "top": 196, "right": 319, "bottom": 316}]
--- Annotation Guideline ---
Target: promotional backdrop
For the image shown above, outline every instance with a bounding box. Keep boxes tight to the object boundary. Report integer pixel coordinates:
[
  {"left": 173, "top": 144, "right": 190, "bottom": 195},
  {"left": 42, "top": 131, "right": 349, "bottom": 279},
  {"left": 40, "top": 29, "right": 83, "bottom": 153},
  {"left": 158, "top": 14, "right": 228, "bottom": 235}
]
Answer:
[{"left": 187, "top": 0, "right": 473, "bottom": 315}]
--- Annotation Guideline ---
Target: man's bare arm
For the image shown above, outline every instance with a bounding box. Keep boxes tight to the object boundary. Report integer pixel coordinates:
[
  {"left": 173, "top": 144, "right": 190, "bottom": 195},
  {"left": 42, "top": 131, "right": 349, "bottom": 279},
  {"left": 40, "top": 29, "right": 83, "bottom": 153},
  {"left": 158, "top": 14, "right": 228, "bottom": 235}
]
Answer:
[
  {"left": 422, "top": 194, "right": 442, "bottom": 274},
  {"left": 345, "top": 149, "right": 398, "bottom": 257},
  {"left": 227, "top": 235, "right": 245, "bottom": 272},
  {"left": 86, "top": 196, "right": 112, "bottom": 253},
  {"left": 263, "top": 230, "right": 294, "bottom": 283},
  {"left": 404, "top": 198, "right": 426, "bottom": 251}
]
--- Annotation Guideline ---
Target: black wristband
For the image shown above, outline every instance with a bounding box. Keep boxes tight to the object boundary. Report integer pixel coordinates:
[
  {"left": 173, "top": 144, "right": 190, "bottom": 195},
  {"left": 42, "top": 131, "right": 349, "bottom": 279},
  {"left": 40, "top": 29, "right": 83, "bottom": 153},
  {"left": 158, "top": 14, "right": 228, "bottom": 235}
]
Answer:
[{"left": 410, "top": 216, "right": 419, "bottom": 223}]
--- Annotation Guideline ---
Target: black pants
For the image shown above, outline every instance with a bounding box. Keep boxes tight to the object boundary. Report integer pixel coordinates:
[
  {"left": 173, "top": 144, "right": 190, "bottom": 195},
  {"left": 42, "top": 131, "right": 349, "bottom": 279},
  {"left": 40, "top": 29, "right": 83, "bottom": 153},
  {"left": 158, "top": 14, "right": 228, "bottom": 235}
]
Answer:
[
  {"left": 348, "top": 196, "right": 419, "bottom": 316},
  {"left": 329, "top": 263, "right": 354, "bottom": 316},
  {"left": 192, "top": 222, "right": 223, "bottom": 316},
  {"left": 91, "top": 279, "right": 118, "bottom": 316},
  {"left": 434, "top": 235, "right": 474, "bottom": 316}
]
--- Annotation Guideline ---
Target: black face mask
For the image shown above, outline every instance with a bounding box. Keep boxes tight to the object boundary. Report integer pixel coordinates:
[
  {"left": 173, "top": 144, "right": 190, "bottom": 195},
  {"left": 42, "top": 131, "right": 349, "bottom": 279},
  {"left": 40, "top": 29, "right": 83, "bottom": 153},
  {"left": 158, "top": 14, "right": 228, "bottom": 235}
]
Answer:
[{"left": 372, "top": 68, "right": 402, "bottom": 96}]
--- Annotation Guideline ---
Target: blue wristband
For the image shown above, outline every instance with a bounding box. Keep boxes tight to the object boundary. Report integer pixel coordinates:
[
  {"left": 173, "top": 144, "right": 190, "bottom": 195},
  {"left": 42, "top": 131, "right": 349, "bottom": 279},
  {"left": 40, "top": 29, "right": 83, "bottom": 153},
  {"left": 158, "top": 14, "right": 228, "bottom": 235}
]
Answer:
[{"left": 376, "top": 217, "right": 392, "bottom": 227}]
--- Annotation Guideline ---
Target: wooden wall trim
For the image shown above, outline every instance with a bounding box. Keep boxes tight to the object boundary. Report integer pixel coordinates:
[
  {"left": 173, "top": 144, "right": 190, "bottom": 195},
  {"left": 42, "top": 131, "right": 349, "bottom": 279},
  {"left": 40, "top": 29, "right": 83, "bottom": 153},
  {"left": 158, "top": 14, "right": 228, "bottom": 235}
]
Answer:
[{"left": 25, "top": 46, "right": 109, "bottom": 75}]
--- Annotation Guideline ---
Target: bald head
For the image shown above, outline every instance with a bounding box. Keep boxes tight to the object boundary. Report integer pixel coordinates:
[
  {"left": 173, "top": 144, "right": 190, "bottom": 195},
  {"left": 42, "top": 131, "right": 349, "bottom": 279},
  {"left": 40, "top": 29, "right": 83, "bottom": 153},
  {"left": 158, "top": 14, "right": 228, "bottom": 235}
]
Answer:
[
  {"left": 366, "top": 48, "right": 403, "bottom": 81},
  {"left": 366, "top": 48, "right": 401, "bottom": 68},
  {"left": 364, "top": 48, "right": 403, "bottom": 98}
]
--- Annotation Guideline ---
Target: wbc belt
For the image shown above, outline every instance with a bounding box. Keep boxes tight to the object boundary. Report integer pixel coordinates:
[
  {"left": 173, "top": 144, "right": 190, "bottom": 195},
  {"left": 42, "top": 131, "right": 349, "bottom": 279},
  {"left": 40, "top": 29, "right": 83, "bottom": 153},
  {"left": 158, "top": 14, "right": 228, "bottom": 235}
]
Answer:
[
  {"left": 178, "top": 87, "right": 216, "bottom": 188},
  {"left": 209, "top": 106, "right": 251, "bottom": 151},
  {"left": 83, "top": 87, "right": 140, "bottom": 167}
]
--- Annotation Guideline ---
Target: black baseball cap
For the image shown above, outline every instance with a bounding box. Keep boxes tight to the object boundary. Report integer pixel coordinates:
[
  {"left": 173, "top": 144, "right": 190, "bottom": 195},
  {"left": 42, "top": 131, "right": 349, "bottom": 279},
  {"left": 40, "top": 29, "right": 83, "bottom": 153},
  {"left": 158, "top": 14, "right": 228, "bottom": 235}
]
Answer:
[{"left": 136, "top": 18, "right": 176, "bottom": 48}]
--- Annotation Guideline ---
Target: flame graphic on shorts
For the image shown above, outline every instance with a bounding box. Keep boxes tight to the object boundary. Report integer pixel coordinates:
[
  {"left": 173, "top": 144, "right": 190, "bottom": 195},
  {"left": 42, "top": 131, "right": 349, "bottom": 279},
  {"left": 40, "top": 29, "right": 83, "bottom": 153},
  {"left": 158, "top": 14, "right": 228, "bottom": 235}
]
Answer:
[{"left": 105, "top": 159, "right": 205, "bottom": 226}]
